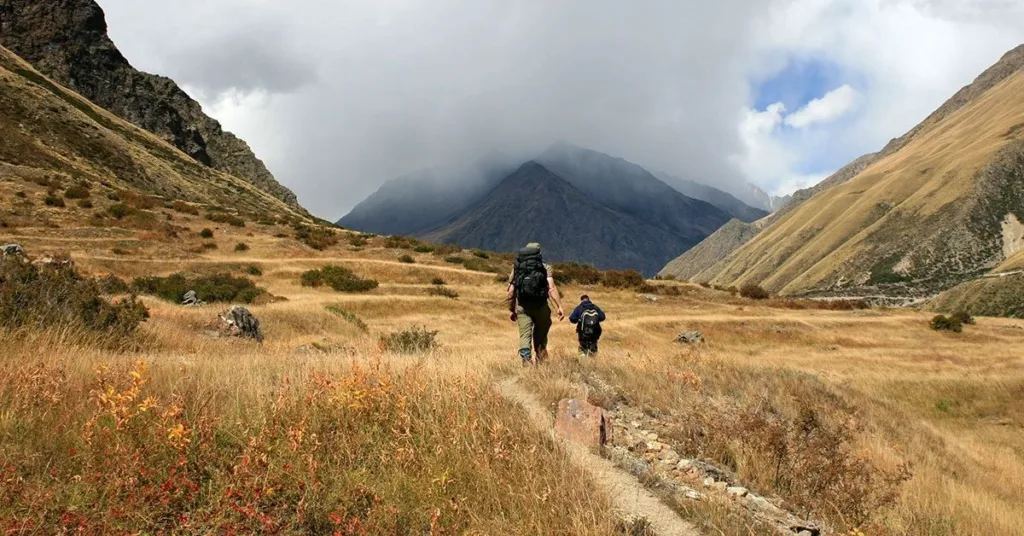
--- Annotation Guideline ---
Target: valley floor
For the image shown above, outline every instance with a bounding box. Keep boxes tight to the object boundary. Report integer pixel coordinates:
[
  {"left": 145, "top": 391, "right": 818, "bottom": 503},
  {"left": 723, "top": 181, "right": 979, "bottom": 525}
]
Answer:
[{"left": 2, "top": 219, "right": 1024, "bottom": 535}]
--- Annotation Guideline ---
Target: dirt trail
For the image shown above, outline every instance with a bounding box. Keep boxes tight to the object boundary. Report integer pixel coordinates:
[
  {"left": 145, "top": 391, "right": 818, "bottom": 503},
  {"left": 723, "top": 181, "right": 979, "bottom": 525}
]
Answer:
[{"left": 497, "top": 378, "right": 700, "bottom": 536}]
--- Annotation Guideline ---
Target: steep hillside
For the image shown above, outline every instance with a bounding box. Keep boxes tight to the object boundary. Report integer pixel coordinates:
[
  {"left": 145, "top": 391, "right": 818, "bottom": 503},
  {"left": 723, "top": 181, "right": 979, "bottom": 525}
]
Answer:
[
  {"left": 425, "top": 162, "right": 692, "bottom": 273},
  {"left": 655, "top": 172, "right": 768, "bottom": 222},
  {"left": 337, "top": 157, "right": 513, "bottom": 235},
  {"left": 0, "top": 44, "right": 304, "bottom": 223},
  {"left": 0, "top": 0, "right": 301, "bottom": 209},
  {"left": 658, "top": 219, "right": 760, "bottom": 281},
  {"left": 703, "top": 47, "right": 1024, "bottom": 297}
]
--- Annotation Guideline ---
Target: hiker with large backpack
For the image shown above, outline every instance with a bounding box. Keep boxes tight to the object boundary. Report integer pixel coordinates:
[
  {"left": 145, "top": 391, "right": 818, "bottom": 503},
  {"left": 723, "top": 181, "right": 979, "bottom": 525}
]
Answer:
[
  {"left": 507, "top": 242, "right": 565, "bottom": 365},
  {"left": 569, "top": 294, "right": 606, "bottom": 356}
]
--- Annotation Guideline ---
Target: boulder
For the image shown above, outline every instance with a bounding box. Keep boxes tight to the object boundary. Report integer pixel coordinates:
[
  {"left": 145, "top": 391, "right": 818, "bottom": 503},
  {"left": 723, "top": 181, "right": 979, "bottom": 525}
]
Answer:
[
  {"left": 676, "top": 331, "right": 703, "bottom": 344},
  {"left": 182, "top": 290, "right": 203, "bottom": 306},
  {"left": 1, "top": 244, "right": 24, "bottom": 257},
  {"left": 218, "top": 306, "right": 263, "bottom": 343},
  {"left": 554, "top": 398, "right": 613, "bottom": 448}
]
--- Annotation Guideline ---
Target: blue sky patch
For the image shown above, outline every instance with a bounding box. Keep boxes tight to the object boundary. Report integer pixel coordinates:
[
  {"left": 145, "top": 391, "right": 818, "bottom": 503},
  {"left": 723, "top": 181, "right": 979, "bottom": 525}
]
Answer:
[{"left": 752, "top": 56, "right": 860, "bottom": 112}]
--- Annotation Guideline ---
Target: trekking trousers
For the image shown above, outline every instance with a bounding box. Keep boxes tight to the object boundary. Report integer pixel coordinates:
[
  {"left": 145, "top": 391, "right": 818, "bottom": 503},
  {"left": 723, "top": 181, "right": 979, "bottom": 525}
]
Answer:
[
  {"left": 517, "top": 301, "right": 552, "bottom": 361},
  {"left": 578, "top": 337, "right": 598, "bottom": 356}
]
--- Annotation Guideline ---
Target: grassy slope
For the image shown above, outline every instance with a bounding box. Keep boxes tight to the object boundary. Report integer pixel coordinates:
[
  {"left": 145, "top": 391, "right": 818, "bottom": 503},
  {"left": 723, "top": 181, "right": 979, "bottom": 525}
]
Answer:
[
  {"left": 0, "top": 45, "right": 304, "bottom": 222},
  {"left": 708, "top": 72, "right": 1024, "bottom": 296}
]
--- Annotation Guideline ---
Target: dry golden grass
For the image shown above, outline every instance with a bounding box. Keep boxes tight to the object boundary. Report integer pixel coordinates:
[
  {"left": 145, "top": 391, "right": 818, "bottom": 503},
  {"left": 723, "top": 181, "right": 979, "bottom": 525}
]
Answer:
[{"left": 3, "top": 214, "right": 1024, "bottom": 535}]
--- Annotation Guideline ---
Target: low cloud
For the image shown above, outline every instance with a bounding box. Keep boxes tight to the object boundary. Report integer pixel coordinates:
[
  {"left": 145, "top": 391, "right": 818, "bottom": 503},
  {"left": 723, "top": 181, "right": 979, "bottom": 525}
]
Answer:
[{"left": 784, "top": 84, "right": 859, "bottom": 128}]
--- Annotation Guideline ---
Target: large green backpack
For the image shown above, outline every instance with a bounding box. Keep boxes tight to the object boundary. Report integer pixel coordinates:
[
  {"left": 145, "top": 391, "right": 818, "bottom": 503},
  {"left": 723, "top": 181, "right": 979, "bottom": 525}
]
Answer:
[{"left": 513, "top": 246, "right": 549, "bottom": 305}]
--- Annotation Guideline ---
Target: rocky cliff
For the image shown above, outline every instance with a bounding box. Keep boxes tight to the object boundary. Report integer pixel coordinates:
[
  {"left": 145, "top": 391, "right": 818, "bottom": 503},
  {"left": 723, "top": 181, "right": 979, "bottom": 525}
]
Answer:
[{"left": 0, "top": 0, "right": 302, "bottom": 209}]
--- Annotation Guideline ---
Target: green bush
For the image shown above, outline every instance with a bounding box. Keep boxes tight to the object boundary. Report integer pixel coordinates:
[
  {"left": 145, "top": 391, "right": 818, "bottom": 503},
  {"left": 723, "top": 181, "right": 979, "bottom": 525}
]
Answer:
[
  {"left": 44, "top": 194, "right": 65, "bottom": 208},
  {"left": 601, "top": 269, "right": 646, "bottom": 289},
  {"left": 431, "top": 244, "right": 462, "bottom": 257},
  {"left": 234, "top": 242, "right": 250, "bottom": 252},
  {"left": 107, "top": 203, "right": 135, "bottom": 219},
  {"left": 206, "top": 212, "right": 246, "bottom": 227},
  {"left": 740, "top": 284, "right": 770, "bottom": 300},
  {"left": 348, "top": 235, "right": 368, "bottom": 247},
  {"left": 426, "top": 286, "right": 459, "bottom": 299},
  {"left": 379, "top": 326, "right": 439, "bottom": 354},
  {"left": 170, "top": 200, "right": 200, "bottom": 215},
  {"left": 414, "top": 245, "right": 435, "bottom": 253},
  {"left": 131, "top": 273, "right": 266, "bottom": 304},
  {"left": 63, "top": 185, "right": 90, "bottom": 199},
  {"left": 246, "top": 265, "right": 263, "bottom": 276},
  {"left": 300, "top": 265, "right": 379, "bottom": 293},
  {"left": 294, "top": 224, "right": 338, "bottom": 250},
  {"left": 0, "top": 258, "right": 148, "bottom": 338},
  {"left": 15, "top": 191, "right": 27, "bottom": 199},
  {"left": 325, "top": 305, "right": 368, "bottom": 331},
  {"left": 384, "top": 235, "right": 421, "bottom": 249},
  {"left": 398, "top": 254, "right": 415, "bottom": 264},
  {"left": 552, "top": 262, "right": 602, "bottom": 285},
  {"left": 472, "top": 250, "right": 490, "bottom": 259},
  {"left": 96, "top": 274, "right": 129, "bottom": 294},
  {"left": 444, "top": 256, "right": 465, "bottom": 264},
  {"left": 462, "top": 258, "right": 500, "bottom": 273},
  {"left": 76, "top": 199, "right": 93, "bottom": 209},
  {"left": 431, "top": 277, "right": 447, "bottom": 286},
  {"left": 107, "top": 192, "right": 120, "bottom": 202},
  {"left": 950, "top": 310, "right": 976, "bottom": 325},
  {"left": 199, "top": 228, "right": 214, "bottom": 238},
  {"left": 930, "top": 314, "right": 963, "bottom": 333}
]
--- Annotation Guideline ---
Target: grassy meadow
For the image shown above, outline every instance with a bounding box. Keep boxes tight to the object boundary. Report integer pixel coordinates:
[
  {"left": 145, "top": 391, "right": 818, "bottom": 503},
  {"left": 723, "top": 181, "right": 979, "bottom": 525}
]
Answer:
[{"left": 1, "top": 206, "right": 1024, "bottom": 535}]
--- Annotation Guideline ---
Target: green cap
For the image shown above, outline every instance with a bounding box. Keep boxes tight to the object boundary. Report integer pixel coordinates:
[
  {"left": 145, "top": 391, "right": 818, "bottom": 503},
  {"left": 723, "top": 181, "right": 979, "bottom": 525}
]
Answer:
[{"left": 526, "top": 242, "right": 541, "bottom": 250}]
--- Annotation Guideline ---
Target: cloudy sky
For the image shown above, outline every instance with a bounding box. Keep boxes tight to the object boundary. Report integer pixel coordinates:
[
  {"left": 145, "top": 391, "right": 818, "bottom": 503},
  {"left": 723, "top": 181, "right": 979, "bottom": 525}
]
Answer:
[{"left": 98, "top": 0, "right": 1024, "bottom": 218}]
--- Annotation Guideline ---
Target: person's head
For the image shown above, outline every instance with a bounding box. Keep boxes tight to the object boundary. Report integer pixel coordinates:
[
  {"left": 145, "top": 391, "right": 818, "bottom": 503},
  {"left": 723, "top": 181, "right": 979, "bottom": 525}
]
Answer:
[{"left": 580, "top": 294, "right": 590, "bottom": 302}]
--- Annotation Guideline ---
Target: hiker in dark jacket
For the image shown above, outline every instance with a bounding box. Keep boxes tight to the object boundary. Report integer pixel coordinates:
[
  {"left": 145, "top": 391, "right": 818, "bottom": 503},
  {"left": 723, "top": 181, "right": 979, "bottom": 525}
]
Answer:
[
  {"left": 569, "top": 294, "right": 605, "bottom": 356},
  {"left": 507, "top": 243, "right": 565, "bottom": 365}
]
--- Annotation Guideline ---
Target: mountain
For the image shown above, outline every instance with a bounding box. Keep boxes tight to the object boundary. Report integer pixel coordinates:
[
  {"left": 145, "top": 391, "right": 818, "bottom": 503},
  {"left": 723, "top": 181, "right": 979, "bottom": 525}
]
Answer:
[
  {"left": 0, "top": 0, "right": 302, "bottom": 210},
  {"left": 424, "top": 162, "right": 697, "bottom": 273},
  {"left": 745, "top": 183, "right": 791, "bottom": 212},
  {"left": 337, "top": 155, "right": 514, "bottom": 235},
  {"left": 0, "top": 43, "right": 304, "bottom": 221},
  {"left": 658, "top": 219, "right": 760, "bottom": 281},
  {"left": 654, "top": 172, "right": 767, "bottom": 222},
  {"left": 673, "top": 44, "right": 1024, "bottom": 298}
]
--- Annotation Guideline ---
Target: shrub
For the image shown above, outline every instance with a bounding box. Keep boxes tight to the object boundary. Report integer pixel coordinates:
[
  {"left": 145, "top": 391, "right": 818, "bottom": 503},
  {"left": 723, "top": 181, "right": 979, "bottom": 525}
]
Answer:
[
  {"left": 431, "top": 244, "right": 462, "bottom": 256},
  {"left": 601, "top": 269, "right": 645, "bottom": 289},
  {"left": 201, "top": 242, "right": 218, "bottom": 250},
  {"left": 426, "top": 286, "right": 459, "bottom": 299},
  {"left": 294, "top": 224, "right": 338, "bottom": 250},
  {"left": 96, "top": 275, "right": 129, "bottom": 294},
  {"left": 398, "top": 254, "right": 415, "bottom": 264},
  {"left": 379, "top": 326, "right": 439, "bottom": 354},
  {"left": 107, "top": 203, "right": 135, "bottom": 219},
  {"left": 234, "top": 242, "right": 250, "bottom": 252},
  {"left": 300, "top": 265, "right": 379, "bottom": 293},
  {"left": 206, "top": 212, "right": 245, "bottom": 227},
  {"left": 472, "top": 250, "right": 490, "bottom": 259},
  {"left": 414, "top": 245, "right": 435, "bottom": 253},
  {"left": 111, "top": 247, "right": 129, "bottom": 256},
  {"left": 170, "top": 200, "right": 200, "bottom": 215},
  {"left": 15, "top": 191, "right": 26, "bottom": 198},
  {"left": 131, "top": 273, "right": 266, "bottom": 304},
  {"left": 384, "top": 235, "right": 421, "bottom": 249},
  {"left": 431, "top": 277, "right": 447, "bottom": 286},
  {"left": 462, "top": 257, "right": 501, "bottom": 273},
  {"left": 0, "top": 258, "right": 148, "bottom": 338},
  {"left": 930, "top": 314, "right": 963, "bottom": 333},
  {"left": 740, "top": 284, "right": 770, "bottom": 300},
  {"left": 699, "top": 282, "right": 711, "bottom": 289},
  {"left": 63, "top": 185, "right": 90, "bottom": 199},
  {"left": 76, "top": 199, "right": 93, "bottom": 209},
  {"left": 551, "top": 262, "right": 603, "bottom": 285},
  {"left": 246, "top": 265, "right": 263, "bottom": 276},
  {"left": 325, "top": 305, "right": 368, "bottom": 331},
  {"left": 199, "top": 228, "right": 214, "bottom": 238},
  {"left": 950, "top": 310, "right": 976, "bottom": 325},
  {"left": 117, "top": 191, "right": 158, "bottom": 210},
  {"left": 44, "top": 194, "right": 65, "bottom": 207},
  {"left": 348, "top": 235, "right": 368, "bottom": 247},
  {"left": 107, "top": 192, "right": 121, "bottom": 201},
  {"left": 444, "top": 256, "right": 465, "bottom": 264}
]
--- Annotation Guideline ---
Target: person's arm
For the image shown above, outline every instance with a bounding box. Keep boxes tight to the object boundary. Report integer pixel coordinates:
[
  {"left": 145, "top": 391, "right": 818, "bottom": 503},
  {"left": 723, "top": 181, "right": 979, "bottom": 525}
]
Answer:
[
  {"left": 507, "top": 269, "right": 517, "bottom": 321},
  {"left": 569, "top": 304, "right": 583, "bottom": 324},
  {"left": 548, "top": 277, "right": 565, "bottom": 320}
]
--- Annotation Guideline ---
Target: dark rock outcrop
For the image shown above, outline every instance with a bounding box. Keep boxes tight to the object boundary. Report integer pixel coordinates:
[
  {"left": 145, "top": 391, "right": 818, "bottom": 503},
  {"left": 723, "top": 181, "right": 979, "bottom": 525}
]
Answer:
[{"left": 0, "top": 0, "right": 301, "bottom": 209}]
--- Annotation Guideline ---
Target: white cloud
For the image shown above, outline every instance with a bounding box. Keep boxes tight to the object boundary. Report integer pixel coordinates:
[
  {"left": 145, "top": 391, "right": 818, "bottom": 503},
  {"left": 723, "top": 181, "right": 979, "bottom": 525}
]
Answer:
[{"left": 784, "top": 84, "right": 859, "bottom": 128}]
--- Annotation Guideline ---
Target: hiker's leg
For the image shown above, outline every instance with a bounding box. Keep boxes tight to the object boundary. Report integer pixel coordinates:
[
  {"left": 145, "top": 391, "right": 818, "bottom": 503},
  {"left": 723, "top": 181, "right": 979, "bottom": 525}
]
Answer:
[
  {"left": 516, "top": 305, "right": 533, "bottom": 363},
  {"left": 531, "top": 304, "right": 553, "bottom": 363}
]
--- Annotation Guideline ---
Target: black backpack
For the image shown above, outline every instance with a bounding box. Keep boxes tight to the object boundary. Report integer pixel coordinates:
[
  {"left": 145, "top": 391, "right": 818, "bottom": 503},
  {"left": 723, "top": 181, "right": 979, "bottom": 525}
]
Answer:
[
  {"left": 579, "top": 308, "right": 602, "bottom": 339},
  {"left": 513, "top": 246, "right": 549, "bottom": 305}
]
